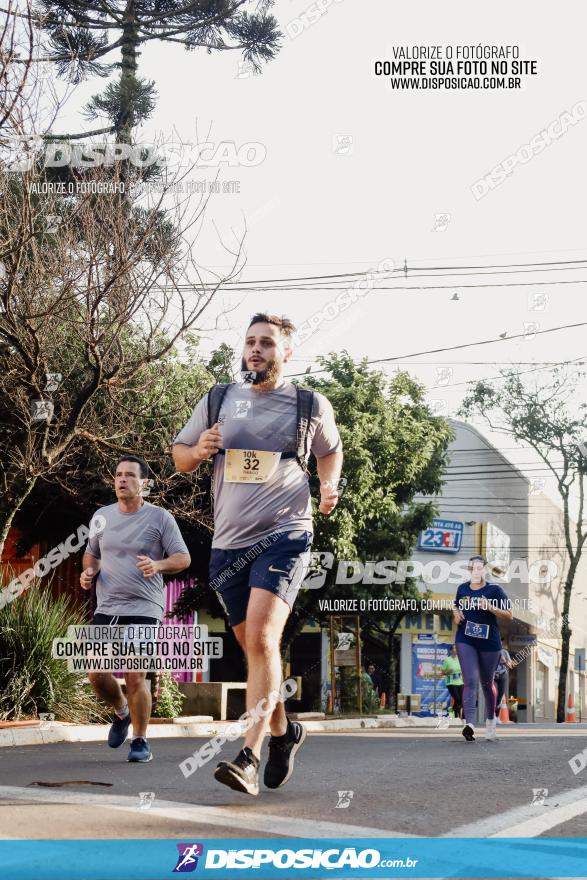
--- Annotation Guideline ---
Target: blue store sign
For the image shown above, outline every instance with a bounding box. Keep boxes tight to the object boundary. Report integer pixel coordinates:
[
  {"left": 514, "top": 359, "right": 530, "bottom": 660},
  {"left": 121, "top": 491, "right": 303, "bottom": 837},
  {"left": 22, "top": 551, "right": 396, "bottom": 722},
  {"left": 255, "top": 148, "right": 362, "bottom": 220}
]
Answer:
[{"left": 417, "top": 519, "right": 464, "bottom": 554}]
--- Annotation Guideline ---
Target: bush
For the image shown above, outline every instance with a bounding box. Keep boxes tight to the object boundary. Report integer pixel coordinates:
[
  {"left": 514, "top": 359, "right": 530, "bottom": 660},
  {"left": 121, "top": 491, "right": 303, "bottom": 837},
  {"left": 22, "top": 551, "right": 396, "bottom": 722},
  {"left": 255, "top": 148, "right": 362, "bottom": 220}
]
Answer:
[
  {"left": 337, "top": 667, "right": 380, "bottom": 715},
  {"left": 0, "top": 578, "right": 108, "bottom": 722},
  {"left": 152, "top": 671, "right": 185, "bottom": 718}
]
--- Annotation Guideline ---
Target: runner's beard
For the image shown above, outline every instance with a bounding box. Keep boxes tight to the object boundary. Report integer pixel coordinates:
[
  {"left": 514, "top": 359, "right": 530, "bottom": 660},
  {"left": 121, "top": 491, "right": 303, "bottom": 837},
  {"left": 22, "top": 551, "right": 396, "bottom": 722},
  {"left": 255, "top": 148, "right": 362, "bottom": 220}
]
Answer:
[{"left": 241, "top": 356, "right": 280, "bottom": 386}]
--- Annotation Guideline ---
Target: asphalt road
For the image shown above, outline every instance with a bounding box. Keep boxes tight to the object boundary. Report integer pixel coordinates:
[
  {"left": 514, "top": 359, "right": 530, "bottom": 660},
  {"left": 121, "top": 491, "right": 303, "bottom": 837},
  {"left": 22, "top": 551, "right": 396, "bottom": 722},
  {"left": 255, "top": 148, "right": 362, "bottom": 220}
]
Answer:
[{"left": 2, "top": 727, "right": 587, "bottom": 843}]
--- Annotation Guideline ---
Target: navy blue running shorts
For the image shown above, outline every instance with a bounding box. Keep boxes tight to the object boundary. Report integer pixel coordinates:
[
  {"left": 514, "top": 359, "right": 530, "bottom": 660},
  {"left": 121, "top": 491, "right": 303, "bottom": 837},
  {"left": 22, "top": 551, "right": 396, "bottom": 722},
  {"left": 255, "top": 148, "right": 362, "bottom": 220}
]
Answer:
[
  {"left": 92, "top": 614, "right": 159, "bottom": 626},
  {"left": 209, "top": 529, "right": 313, "bottom": 627}
]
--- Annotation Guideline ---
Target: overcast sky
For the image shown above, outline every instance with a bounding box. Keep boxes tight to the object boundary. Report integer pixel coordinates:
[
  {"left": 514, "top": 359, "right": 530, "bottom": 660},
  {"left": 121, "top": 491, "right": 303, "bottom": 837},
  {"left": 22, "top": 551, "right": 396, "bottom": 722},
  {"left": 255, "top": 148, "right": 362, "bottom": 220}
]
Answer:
[{"left": 45, "top": 0, "right": 587, "bottom": 513}]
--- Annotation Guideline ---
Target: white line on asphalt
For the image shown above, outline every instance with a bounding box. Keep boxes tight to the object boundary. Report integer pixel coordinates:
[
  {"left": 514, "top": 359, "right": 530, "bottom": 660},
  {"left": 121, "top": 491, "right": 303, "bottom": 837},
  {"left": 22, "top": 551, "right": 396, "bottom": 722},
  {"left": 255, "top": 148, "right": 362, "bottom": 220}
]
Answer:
[
  {"left": 0, "top": 786, "right": 420, "bottom": 839},
  {"left": 445, "top": 783, "right": 587, "bottom": 838}
]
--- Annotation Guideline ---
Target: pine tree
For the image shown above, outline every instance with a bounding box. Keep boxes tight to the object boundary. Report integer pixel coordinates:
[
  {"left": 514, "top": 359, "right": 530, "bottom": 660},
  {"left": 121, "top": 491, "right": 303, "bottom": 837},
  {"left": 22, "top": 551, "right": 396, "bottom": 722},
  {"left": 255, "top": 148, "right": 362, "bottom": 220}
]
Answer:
[{"left": 33, "top": 1, "right": 282, "bottom": 141}]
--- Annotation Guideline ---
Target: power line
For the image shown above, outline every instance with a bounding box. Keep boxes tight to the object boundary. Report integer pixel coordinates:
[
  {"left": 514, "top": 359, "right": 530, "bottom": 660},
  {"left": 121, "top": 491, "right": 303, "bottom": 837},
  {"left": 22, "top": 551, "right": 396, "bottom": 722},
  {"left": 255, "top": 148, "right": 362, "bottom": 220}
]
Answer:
[
  {"left": 420, "top": 506, "right": 558, "bottom": 511},
  {"left": 441, "top": 475, "right": 552, "bottom": 483},
  {"left": 418, "top": 498, "right": 567, "bottom": 506},
  {"left": 420, "top": 503, "right": 555, "bottom": 507},
  {"left": 445, "top": 461, "right": 573, "bottom": 469},
  {"left": 206, "top": 248, "right": 587, "bottom": 271},
  {"left": 348, "top": 354, "right": 586, "bottom": 393},
  {"left": 427, "top": 504, "right": 564, "bottom": 508},
  {"left": 443, "top": 472, "right": 562, "bottom": 479},
  {"left": 184, "top": 257, "right": 587, "bottom": 288},
  {"left": 178, "top": 278, "right": 587, "bottom": 294},
  {"left": 287, "top": 360, "right": 583, "bottom": 365},
  {"left": 425, "top": 359, "right": 586, "bottom": 390},
  {"left": 441, "top": 462, "right": 583, "bottom": 477},
  {"left": 442, "top": 463, "right": 563, "bottom": 471},
  {"left": 417, "top": 495, "right": 554, "bottom": 501},
  {"left": 420, "top": 505, "right": 544, "bottom": 511},
  {"left": 417, "top": 491, "right": 552, "bottom": 497},
  {"left": 447, "top": 447, "right": 565, "bottom": 453},
  {"left": 285, "top": 324, "right": 587, "bottom": 377}
]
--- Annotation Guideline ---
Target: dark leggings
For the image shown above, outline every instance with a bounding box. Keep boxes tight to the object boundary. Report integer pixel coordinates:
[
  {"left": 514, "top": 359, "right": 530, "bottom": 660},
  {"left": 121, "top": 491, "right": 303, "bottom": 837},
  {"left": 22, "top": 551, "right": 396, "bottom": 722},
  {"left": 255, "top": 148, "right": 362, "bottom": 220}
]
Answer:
[
  {"left": 494, "top": 673, "right": 507, "bottom": 716},
  {"left": 447, "top": 684, "right": 463, "bottom": 718},
  {"left": 456, "top": 642, "right": 501, "bottom": 724}
]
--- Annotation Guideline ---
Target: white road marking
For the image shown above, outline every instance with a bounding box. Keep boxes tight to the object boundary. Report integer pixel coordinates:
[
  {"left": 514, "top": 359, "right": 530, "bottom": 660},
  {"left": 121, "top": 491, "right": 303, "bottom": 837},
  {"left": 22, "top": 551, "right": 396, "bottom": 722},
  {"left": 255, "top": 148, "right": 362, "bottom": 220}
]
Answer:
[
  {"left": 0, "top": 786, "right": 420, "bottom": 839},
  {"left": 5, "top": 779, "right": 587, "bottom": 841},
  {"left": 445, "top": 783, "right": 587, "bottom": 837}
]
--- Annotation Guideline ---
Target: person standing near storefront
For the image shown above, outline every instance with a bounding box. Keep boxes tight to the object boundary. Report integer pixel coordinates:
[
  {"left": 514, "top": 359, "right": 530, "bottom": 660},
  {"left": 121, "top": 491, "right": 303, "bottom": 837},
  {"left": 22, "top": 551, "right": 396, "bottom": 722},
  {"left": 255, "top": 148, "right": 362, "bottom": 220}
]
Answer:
[
  {"left": 366, "top": 663, "right": 385, "bottom": 697},
  {"left": 441, "top": 645, "right": 464, "bottom": 720},
  {"left": 494, "top": 647, "right": 512, "bottom": 723}
]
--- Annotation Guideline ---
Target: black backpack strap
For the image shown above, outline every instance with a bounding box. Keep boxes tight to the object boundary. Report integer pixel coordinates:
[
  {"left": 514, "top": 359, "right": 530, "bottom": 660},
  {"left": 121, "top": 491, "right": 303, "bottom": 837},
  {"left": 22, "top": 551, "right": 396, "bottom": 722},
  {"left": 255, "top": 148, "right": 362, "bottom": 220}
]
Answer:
[
  {"left": 295, "top": 385, "right": 315, "bottom": 476},
  {"left": 207, "top": 384, "right": 232, "bottom": 448},
  {"left": 205, "top": 384, "right": 231, "bottom": 517}
]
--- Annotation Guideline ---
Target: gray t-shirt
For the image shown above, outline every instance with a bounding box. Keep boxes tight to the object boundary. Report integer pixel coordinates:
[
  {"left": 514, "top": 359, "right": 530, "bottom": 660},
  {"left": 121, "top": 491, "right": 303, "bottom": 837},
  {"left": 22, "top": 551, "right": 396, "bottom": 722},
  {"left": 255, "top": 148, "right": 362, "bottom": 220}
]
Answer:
[
  {"left": 174, "top": 382, "right": 342, "bottom": 549},
  {"left": 85, "top": 501, "right": 189, "bottom": 619}
]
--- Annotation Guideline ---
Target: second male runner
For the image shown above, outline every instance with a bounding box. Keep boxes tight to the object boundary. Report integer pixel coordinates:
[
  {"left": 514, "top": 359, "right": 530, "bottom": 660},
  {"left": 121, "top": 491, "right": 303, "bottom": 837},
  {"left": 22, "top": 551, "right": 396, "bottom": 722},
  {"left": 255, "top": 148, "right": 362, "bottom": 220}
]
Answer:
[{"left": 81, "top": 456, "right": 191, "bottom": 763}]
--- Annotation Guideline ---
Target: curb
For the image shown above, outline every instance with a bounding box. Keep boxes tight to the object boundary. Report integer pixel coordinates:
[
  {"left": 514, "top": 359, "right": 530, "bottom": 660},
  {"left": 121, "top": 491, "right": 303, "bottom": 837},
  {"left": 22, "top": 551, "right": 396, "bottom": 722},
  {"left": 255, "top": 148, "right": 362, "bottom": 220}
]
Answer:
[{"left": 0, "top": 714, "right": 463, "bottom": 748}]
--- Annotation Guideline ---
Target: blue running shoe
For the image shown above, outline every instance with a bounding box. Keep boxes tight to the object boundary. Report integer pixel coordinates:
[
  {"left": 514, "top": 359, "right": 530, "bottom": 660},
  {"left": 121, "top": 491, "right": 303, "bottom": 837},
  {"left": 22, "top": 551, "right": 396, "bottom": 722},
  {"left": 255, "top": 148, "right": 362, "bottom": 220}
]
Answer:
[
  {"left": 127, "top": 737, "right": 152, "bottom": 763},
  {"left": 108, "top": 712, "right": 131, "bottom": 748}
]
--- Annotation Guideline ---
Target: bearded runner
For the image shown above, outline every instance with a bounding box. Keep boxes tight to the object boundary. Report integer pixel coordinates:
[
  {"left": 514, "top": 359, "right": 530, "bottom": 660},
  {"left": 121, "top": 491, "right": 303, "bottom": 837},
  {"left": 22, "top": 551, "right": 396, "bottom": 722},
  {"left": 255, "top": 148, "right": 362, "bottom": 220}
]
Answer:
[{"left": 173, "top": 313, "right": 343, "bottom": 796}]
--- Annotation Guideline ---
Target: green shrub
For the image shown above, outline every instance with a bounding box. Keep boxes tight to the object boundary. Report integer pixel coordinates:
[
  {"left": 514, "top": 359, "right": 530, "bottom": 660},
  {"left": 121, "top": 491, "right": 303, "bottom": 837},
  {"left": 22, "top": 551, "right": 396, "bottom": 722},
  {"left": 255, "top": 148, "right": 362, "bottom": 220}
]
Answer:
[
  {"left": 337, "top": 667, "right": 380, "bottom": 715},
  {"left": 152, "top": 670, "right": 185, "bottom": 718},
  {"left": 0, "top": 578, "right": 107, "bottom": 722}
]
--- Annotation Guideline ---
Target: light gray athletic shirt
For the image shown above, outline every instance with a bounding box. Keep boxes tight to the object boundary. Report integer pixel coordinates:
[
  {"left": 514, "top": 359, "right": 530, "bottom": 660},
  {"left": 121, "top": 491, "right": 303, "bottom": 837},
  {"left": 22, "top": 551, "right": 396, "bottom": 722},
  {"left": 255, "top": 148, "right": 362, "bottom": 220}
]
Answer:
[
  {"left": 174, "top": 382, "right": 342, "bottom": 550},
  {"left": 85, "top": 501, "right": 189, "bottom": 619}
]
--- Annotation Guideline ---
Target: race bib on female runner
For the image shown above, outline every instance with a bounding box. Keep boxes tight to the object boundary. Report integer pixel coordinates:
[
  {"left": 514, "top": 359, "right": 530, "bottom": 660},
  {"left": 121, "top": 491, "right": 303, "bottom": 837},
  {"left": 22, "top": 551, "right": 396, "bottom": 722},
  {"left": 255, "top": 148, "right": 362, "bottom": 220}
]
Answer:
[
  {"left": 224, "top": 449, "right": 281, "bottom": 483},
  {"left": 464, "top": 620, "right": 490, "bottom": 639}
]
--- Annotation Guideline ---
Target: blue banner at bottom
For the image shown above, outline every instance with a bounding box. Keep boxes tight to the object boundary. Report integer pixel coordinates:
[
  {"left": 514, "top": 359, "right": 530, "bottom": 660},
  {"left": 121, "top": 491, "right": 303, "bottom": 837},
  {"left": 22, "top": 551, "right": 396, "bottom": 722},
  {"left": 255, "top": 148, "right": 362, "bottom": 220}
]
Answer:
[{"left": 1, "top": 838, "right": 587, "bottom": 879}]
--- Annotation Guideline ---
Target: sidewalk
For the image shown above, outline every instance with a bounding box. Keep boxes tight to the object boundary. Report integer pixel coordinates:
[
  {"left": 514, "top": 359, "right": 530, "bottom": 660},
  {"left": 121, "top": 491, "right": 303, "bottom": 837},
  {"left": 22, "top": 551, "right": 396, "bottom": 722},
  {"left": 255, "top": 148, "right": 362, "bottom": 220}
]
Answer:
[{"left": 2, "top": 714, "right": 587, "bottom": 747}]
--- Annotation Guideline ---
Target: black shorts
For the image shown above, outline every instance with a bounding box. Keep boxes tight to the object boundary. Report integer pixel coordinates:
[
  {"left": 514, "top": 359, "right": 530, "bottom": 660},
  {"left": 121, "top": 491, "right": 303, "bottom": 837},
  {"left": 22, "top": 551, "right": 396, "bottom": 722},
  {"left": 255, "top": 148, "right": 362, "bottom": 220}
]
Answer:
[
  {"left": 90, "top": 614, "right": 160, "bottom": 671},
  {"left": 209, "top": 529, "right": 313, "bottom": 627},
  {"left": 92, "top": 614, "right": 160, "bottom": 626}
]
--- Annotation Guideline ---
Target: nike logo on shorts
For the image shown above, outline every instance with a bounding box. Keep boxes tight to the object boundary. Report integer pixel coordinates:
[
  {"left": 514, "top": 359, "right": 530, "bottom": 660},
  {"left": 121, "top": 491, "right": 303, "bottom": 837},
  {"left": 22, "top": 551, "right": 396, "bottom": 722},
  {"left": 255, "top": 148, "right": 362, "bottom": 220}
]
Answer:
[{"left": 268, "top": 565, "right": 289, "bottom": 574}]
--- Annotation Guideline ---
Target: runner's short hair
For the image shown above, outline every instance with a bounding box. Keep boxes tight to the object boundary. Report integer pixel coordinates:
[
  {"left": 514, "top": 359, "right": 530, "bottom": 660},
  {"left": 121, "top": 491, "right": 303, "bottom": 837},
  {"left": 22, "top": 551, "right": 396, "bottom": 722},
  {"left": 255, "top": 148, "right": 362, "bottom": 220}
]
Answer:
[
  {"left": 468, "top": 555, "right": 487, "bottom": 566},
  {"left": 247, "top": 313, "right": 296, "bottom": 339},
  {"left": 116, "top": 455, "right": 149, "bottom": 478}
]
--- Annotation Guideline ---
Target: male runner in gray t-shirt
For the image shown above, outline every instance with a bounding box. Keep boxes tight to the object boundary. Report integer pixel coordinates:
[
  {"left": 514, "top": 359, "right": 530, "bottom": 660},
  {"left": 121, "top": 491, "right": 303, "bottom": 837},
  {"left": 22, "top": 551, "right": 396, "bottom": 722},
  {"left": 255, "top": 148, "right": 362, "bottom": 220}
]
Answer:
[
  {"left": 173, "top": 313, "right": 343, "bottom": 796},
  {"left": 81, "top": 455, "right": 190, "bottom": 763}
]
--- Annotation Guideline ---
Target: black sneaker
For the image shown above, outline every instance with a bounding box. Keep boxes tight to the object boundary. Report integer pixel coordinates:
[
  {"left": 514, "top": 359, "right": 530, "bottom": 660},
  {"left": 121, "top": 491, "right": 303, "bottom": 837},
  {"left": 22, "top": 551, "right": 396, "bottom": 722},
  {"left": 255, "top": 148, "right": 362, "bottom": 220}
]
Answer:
[
  {"left": 108, "top": 711, "right": 131, "bottom": 748},
  {"left": 214, "top": 747, "right": 260, "bottom": 796},
  {"left": 462, "top": 723, "right": 475, "bottom": 742},
  {"left": 264, "top": 720, "right": 307, "bottom": 789}
]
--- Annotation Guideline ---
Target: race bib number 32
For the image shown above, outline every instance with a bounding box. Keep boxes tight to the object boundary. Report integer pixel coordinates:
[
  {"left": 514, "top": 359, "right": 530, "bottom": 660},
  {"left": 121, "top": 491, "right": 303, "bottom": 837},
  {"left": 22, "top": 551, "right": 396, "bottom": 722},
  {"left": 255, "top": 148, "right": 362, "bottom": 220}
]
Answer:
[
  {"left": 224, "top": 449, "right": 281, "bottom": 483},
  {"left": 464, "top": 620, "right": 490, "bottom": 639}
]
